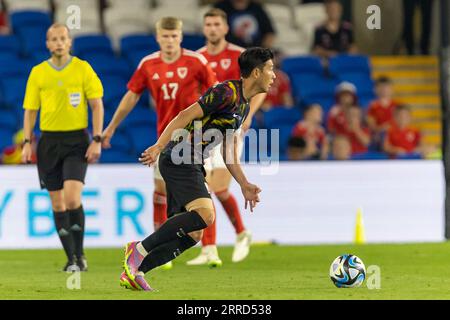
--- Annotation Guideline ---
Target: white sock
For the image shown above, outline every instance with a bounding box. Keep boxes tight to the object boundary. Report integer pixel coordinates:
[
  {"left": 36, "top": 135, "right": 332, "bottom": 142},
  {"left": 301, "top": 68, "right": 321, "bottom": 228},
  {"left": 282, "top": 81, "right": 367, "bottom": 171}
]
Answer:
[{"left": 136, "top": 242, "right": 148, "bottom": 257}]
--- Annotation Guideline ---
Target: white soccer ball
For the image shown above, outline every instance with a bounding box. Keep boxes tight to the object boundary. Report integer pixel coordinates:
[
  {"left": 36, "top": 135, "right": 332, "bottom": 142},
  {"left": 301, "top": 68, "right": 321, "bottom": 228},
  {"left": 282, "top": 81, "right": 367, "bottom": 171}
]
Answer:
[{"left": 329, "top": 254, "right": 366, "bottom": 288}]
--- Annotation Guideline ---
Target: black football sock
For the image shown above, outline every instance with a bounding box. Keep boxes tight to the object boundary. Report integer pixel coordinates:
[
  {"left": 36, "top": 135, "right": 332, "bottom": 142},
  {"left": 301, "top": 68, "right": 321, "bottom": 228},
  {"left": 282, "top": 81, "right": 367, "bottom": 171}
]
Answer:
[
  {"left": 53, "top": 211, "right": 75, "bottom": 261},
  {"left": 138, "top": 235, "right": 197, "bottom": 274},
  {"left": 140, "top": 211, "right": 207, "bottom": 253},
  {"left": 68, "top": 205, "right": 85, "bottom": 259}
]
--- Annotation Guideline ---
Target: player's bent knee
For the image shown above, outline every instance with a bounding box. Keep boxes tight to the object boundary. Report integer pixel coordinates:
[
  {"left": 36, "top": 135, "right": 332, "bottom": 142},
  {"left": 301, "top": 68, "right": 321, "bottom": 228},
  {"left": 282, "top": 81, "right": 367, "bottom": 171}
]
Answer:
[
  {"left": 188, "top": 230, "right": 204, "bottom": 242},
  {"left": 65, "top": 201, "right": 81, "bottom": 210},
  {"left": 186, "top": 198, "right": 215, "bottom": 226},
  {"left": 154, "top": 178, "right": 166, "bottom": 195}
]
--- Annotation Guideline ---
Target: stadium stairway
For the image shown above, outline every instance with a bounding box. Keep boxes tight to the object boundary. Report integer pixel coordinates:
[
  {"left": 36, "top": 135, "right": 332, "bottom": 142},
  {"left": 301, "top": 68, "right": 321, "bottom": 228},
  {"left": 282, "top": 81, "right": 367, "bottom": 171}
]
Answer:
[{"left": 370, "top": 56, "right": 441, "bottom": 149}]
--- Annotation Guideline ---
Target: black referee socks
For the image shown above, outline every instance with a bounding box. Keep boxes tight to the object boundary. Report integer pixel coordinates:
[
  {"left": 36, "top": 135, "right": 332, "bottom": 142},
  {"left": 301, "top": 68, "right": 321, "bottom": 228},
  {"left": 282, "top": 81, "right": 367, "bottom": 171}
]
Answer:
[
  {"left": 141, "top": 211, "right": 207, "bottom": 253},
  {"left": 53, "top": 211, "right": 75, "bottom": 261},
  {"left": 138, "top": 235, "right": 197, "bottom": 273},
  {"left": 68, "top": 206, "right": 85, "bottom": 259}
]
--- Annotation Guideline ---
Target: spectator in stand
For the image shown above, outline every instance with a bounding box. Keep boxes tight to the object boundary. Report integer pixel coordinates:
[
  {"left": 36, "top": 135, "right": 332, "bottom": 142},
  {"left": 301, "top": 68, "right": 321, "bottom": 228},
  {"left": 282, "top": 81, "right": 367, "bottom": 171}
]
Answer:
[
  {"left": 261, "top": 49, "right": 294, "bottom": 111},
  {"left": 290, "top": 104, "right": 329, "bottom": 160},
  {"left": 367, "top": 76, "right": 400, "bottom": 149},
  {"left": 0, "top": 1, "right": 10, "bottom": 35},
  {"left": 1, "top": 130, "right": 37, "bottom": 164},
  {"left": 287, "top": 136, "right": 306, "bottom": 161},
  {"left": 383, "top": 104, "right": 424, "bottom": 158},
  {"left": 342, "top": 104, "right": 370, "bottom": 155},
  {"left": 330, "top": 135, "right": 352, "bottom": 160},
  {"left": 327, "top": 81, "right": 358, "bottom": 135},
  {"left": 402, "top": 0, "right": 433, "bottom": 55},
  {"left": 214, "top": 0, "right": 276, "bottom": 48},
  {"left": 312, "top": 0, "right": 357, "bottom": 64}
]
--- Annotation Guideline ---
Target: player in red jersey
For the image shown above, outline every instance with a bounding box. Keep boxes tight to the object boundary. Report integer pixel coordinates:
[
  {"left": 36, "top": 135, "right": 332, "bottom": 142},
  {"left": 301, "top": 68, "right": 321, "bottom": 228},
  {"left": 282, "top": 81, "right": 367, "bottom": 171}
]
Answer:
[
  {"left": 102, "top": 17, "right": 216, "bottom": 270},
  {"left": 186, "top": 8, "right": 265, "bottom": 267},
  {"left": 383, "top": 104, "right": 421, "bottom": 158}
]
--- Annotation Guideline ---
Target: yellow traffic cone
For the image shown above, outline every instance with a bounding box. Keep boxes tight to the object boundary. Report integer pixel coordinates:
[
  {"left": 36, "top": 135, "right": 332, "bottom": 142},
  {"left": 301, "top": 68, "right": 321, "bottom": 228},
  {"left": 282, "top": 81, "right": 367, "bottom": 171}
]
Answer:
[{"left": 354, "top": 208, "right": 366, "bottom": 244}]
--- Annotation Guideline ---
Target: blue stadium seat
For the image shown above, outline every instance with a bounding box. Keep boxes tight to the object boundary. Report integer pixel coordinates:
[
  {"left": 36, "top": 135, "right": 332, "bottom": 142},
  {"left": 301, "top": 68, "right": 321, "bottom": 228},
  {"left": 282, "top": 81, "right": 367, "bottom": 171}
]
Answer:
[
  {"left": 126, "top": 125, "right": 158, "bottom": 154},
  {"left": 108, "top": 130, "right": 133, "bottom": 153},
  {"left": 0, "top": 128, "right": 15, "bottom": 151},
  {"left": 89, "top": 56, "right": 132, "bottom": 79},
  {"left": 281, "top": 56, "right": 323, "bottom": 78},
  {"left": 182, "top": 34, "right": 206, "bottom": 51},
  {"left": 126, "top": 50, "right": 152, "bottom": 69},
  {"left": 291, "top": 73, "right": 339, "bottom": 103},
  {"left": 396, "top": 153, "right": 422, "bottom": 160},
  {"left": 0, "top": 76, "right": 28, "bottom": 109},
  {"left": 338, "top": 72, "right": 374, "bottom": 98},
  {"left": 351, "top": 152, "right": 389, "bottom": 160},
  {"left": 120, "top": 34, "right": 159, "bottom": 59},
  {"left": 10, "top": 11, "right": 52, "bottom": 34},
  {"left": 267, "top": 124, "right": 294, "bottom": 161},
  {"left": 122, "top": 107, "right": 157, "bottom": 128},
  {"left": 329, "top": 54, "right": 371, "bottom": 75},
  {"left": 0, "top": 35, "right": 21, "bottom": 56},
  {"left": 262, "top": 107, "right": 301, "bottom": 129},
  {"left": 100, "top": 149, "right": 137, "bottom": 163},
  {"left": 16, "top": 25, "right": 47, "bottom": 56},
  {"left": 0, "top": 58, "right": 33, "bottom": 77},
  {"left": 101, "top": 75, "right": 128, "bottom": 108},
  {"left": 0, "top": 110, "right": 19, "bottom": 130},
  {"left": 302, "top": 95, "right": 335, "bottom": 114},
  {"left": 73, "top": 35, "right": 115, "bottom": 59},
  {"left": 30, "top": 48, "right": 50, "bottom": 63}
]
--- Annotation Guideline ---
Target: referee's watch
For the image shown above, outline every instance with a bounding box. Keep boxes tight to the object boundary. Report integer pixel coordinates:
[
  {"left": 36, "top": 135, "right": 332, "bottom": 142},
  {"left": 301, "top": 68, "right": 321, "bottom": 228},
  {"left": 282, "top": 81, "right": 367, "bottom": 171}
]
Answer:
[
  {"left": 22, "top": 138, "right": 31, "bottom": 145},
  {"left": 92, "top": 135, "right": 102, "bottom": 143}
]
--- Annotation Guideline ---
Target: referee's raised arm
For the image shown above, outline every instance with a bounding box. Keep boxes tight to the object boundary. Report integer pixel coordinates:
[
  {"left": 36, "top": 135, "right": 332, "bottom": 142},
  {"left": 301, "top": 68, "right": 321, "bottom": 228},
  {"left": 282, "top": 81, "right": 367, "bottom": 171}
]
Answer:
[{"left": 21, "top": 23, "right": 104, "bottom": 271}]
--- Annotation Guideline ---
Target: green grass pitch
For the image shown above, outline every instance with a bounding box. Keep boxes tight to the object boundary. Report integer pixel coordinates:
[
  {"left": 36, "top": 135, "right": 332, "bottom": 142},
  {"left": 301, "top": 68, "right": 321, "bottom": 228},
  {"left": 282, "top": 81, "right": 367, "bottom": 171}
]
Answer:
[{"left": 1, "top": 242, "right": 450, "bottom": 300}]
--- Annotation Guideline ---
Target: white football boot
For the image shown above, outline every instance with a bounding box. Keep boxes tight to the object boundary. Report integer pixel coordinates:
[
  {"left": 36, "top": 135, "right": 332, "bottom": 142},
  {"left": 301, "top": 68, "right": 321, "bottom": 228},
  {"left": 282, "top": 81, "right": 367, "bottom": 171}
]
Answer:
[{"left": 232, "top": 230, "right": 252, "bottom": 262}]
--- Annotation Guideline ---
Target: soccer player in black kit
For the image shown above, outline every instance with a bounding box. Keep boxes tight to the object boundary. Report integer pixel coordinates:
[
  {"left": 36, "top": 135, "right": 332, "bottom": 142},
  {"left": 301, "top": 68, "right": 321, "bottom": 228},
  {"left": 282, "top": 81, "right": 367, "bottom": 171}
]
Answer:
[{"left": 118, "top": 47, "right": 275, "bottom": 291}]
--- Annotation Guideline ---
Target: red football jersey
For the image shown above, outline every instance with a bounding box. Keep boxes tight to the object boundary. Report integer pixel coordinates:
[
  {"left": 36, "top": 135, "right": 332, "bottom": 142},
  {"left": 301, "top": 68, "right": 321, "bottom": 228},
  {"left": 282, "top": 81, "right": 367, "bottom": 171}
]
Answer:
[
  {"left": 127, "top": 49, "right": 217, "bottom": 136},
  {"left": 197, "top": 42, "right": 243, "bottom": 82},
  {"left": 327, "top": 105, "right": 347, "bottom": 134},
  {"left": 387, "top": 125, "right": 420, "bottom": 153},
  {"left": 265, "top": 69, "right": 292, "bottom": 106},
  {"left": 292, "top": 121, "right": 326, "bottom": 146},
  {"left": 367, "top": 99, "right": 399, "bottom": 127}
]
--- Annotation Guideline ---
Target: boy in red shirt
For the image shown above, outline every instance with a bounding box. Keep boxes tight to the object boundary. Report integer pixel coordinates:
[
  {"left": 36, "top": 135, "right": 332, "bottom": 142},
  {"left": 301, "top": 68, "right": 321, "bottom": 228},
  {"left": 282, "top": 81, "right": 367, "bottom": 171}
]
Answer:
[
  {"left": 327, "top": 81, "right": 358, "bottom": 135},
  {"left": 291, "top": 104, "right": 329, "bottom": 160},
  {"left": 367, "top": 76, "right": 399, "bottom": 147},
  {"left": 383, "top": 104, "right": 421, "bottom": 158}
]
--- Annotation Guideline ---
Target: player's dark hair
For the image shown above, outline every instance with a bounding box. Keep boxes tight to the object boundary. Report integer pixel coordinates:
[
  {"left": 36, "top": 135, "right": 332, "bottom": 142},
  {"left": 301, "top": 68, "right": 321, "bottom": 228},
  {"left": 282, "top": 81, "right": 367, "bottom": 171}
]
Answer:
[
  {"left": 375, "top": 75, "right": 392, "bottom": 85},
  {"left": 238, "top": 47, "right": 274, "bottom": 78},
  {"left": 395, "top": 104, "right": 411, "bottom": 113},
  {"left": 288, "top": 136, "right": 306, "bottom": 149}
]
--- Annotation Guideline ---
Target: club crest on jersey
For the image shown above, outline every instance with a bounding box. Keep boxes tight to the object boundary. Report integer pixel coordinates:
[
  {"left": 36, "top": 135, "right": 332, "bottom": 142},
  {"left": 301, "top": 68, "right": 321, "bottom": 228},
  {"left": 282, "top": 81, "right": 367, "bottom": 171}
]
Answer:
[
  {"left": 220, "top": 59, "right": 231, "bottom": 70},
  {"left": 177, "top": 67, "right": 188, "bottom": 79},
  {"left": 69, "top": 92, "right": 81, "bottom": 107}
]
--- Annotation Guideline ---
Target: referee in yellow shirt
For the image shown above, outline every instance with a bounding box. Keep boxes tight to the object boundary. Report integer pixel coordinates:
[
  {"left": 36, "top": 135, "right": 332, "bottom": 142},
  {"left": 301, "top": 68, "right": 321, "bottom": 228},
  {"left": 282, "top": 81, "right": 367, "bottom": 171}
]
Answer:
[{"left": 21, "top": 23, "right": 104, "bottom": 272}]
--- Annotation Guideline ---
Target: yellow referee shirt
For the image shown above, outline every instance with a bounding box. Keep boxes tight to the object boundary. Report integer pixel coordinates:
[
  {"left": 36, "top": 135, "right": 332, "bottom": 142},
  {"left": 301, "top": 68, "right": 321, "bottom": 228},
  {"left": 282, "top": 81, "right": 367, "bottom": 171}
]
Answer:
[{"left": 23, "top": 56, "right": 103, "bottom": 131}]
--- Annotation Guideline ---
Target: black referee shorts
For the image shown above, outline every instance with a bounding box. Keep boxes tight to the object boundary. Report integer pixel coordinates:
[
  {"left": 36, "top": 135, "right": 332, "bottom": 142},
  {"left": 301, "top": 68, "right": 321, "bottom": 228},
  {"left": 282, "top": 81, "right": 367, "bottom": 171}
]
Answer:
[
  {"left": 159, "top": 144, "right": 211, "bottom": 218},
  {"left": 37, "top": 129, "right": 89, "bottom": 191}
]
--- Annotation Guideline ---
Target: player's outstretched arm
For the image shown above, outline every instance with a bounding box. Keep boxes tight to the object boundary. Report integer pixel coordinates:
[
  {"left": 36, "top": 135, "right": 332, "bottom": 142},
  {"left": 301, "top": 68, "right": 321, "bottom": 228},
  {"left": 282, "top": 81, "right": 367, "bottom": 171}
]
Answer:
[
  {"left": 139, "top": 102, "right": 204, "bottom": 166},
  {"left": 22, "top": 109, "right": 38, "bottom": 164},
  {"left": 221, "top": 134, "right": 261, "bottom": 212},
  {"left": 102, "top": 90, "right": 141, "bottom": 148},
  {"left": 86, "top": 98, "right": 104, "bottom": 163}
]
